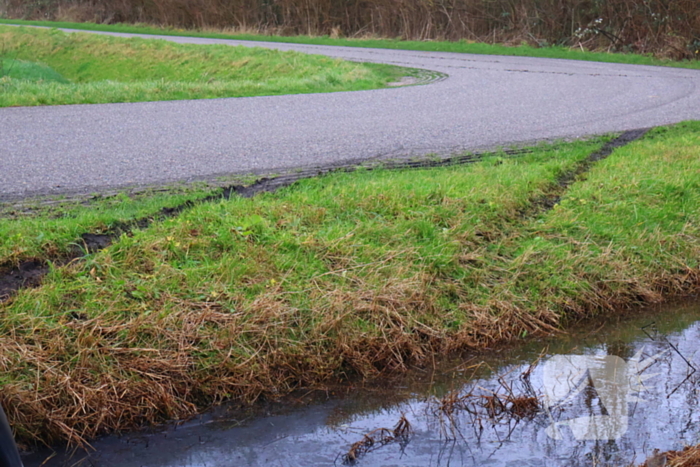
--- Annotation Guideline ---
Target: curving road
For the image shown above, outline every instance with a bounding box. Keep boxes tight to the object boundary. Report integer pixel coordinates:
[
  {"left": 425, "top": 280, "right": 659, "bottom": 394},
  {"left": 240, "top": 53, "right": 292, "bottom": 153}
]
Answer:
[{"left": 1, "top": 28, "right": 699, "bottom": 200}]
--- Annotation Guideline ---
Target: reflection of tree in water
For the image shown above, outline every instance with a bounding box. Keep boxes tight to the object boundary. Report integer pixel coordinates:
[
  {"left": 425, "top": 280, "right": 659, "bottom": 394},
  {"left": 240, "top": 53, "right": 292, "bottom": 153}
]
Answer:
[
  {"left": 421, "top": 324, "right": 700, "bottom": 467},
  {"left": 331, "top": 310, "right": 700, "bottom": 466}
]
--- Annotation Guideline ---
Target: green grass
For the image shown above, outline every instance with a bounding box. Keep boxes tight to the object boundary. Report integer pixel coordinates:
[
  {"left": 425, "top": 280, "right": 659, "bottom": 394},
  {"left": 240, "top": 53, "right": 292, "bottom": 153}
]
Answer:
[
  {"left": 0, "top": 186, "right": 222, "bottom": 266},
  {"left": 2, "top": 18, "right": 699, "bottom": 70},
  {"left": 0, "top": 25, "right": 406, "bottom": 106},
  {"left": 0, "top": 57, "right": 68, "bottom": 82},
  {"left": 515, "top": 123, "right": 700, "bottom": 310},
  {"left": 2, "top": 123, "right": 700, "bottom": 446},
  {"left": 0, "top": 140, "right": 599, "bottom": 267}
]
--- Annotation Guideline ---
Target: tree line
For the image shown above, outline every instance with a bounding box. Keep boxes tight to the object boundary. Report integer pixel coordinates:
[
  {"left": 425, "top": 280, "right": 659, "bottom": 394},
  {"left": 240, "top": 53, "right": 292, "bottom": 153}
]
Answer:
[{"left": 4, "top": 0, "right": 699, "bottom": 58}]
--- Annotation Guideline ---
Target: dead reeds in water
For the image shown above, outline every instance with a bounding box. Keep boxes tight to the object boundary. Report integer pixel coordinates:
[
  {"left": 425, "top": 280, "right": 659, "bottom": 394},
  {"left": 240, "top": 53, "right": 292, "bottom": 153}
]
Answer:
[
  {"left": 342, "top": 415, "right": 412, "bottom": 464},
  {"left": 641, "top": 445, "right": 700, "bottom": 467},
  {"left": 432, "top": 363, "right": 542, "bottom": 440}
]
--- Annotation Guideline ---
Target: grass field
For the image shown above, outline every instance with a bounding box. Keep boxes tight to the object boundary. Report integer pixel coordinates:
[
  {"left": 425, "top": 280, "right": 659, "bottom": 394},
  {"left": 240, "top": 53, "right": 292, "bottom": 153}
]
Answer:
[
  {"left": 1, "top": 122, "right": 699, "bottom": 445},
  {"left": 1, "top": 19, "right": 699, "bottom": 70},
  {"left": 0, "top": 25, "right": 406, "bottom": 106}
]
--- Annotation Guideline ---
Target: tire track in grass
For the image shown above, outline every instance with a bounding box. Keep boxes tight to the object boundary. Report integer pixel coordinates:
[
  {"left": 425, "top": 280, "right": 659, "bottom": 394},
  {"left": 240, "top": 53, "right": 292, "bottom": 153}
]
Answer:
[
  {"left": 0, "top": 131, "right": 646, "bottom": 301},
  {"left": 527, "top": 128, "right": 649, "bottom": 214}
]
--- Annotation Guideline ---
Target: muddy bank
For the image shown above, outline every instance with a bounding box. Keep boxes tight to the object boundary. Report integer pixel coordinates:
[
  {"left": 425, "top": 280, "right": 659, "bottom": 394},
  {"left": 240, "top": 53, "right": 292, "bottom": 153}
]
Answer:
[{"left": 21, "top": 299, "right": 700, "bottom": 466}]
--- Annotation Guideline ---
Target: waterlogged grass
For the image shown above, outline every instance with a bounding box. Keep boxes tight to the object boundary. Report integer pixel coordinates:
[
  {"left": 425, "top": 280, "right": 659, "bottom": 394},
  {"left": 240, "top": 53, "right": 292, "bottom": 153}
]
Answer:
[
  {"left": 1, "top": 123, "right": 700, "bottom": 445},
  {"left": 1, "top": 19, "right": 699, "bottom": 70},
  {"left": 0, "top": 25, "right": 404, "bottom": 106}
]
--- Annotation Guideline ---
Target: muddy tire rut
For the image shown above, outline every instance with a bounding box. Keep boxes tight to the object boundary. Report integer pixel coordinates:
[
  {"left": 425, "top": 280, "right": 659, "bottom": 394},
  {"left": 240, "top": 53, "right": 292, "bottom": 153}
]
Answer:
[{"left": 0, "top": 129, "right": 647, "bottom": 302}]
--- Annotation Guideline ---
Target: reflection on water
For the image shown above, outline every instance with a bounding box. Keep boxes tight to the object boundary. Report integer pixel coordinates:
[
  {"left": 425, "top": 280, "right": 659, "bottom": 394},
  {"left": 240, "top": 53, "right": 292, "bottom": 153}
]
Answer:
[{"left": 23, "top": 300, "right": 700, "bottom": 466}]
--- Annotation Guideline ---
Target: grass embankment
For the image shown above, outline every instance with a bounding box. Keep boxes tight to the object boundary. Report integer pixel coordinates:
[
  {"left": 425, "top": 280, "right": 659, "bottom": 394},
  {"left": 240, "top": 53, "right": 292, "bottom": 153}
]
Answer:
[
  {"left": 0, "top": 25, "right": 404, "bottom": 106},
  {"left": 1, "top": 19, "right": 699, "bottom": 70},
  {"left": 1, "top": 123, "right": 699, "bottom": 446}
]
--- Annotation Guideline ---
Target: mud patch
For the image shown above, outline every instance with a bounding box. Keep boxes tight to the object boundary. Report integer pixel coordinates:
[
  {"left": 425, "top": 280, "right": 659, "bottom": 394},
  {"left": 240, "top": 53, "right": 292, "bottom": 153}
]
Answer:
[
  {"left": 0, "top": 260, "right": 50, "bottom": 301},
  {"left": 79, "top": 233, "right": 113, "bottom": 252}
]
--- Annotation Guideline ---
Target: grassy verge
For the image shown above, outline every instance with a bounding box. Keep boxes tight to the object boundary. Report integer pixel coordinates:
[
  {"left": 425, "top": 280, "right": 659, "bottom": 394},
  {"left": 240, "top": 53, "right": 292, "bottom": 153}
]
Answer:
[
  {"left": 0, "top": 25, "right": 405, "bottom": 106},
  {"left": 1, "top": 19, "right": 699, "bottom": 70},
  {"left": 1, "top": 123, "right": 699, "bottom": 446},
  {"left": 0, "top": 186, "right": 224, "bottom": 268}
]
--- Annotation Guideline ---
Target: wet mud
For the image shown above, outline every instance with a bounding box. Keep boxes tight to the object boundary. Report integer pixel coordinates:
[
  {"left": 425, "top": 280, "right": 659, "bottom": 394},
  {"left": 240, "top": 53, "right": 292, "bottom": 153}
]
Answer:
[
  {"left": 20, "top": 299, "right": 700, "bottom": 467},
  {"left": 0, "top": 260, "right": 50, "bottom": 301}
]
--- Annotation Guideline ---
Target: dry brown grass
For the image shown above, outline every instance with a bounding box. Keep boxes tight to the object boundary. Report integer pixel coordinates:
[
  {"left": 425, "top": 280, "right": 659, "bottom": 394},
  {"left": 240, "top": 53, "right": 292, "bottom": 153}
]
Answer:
[
  {"left": 0, "top": 270, "right": 561, "bottom": 447},
  {"left": 641, "top": 445, "right": 700, "bottom": 467},
  {"left": 435, "top": 376, "right": 541, "bottom": 420}
]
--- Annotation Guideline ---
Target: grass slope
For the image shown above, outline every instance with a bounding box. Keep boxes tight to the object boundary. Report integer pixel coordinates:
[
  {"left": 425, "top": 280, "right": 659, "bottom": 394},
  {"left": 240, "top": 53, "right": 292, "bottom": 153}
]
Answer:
[
  {"left": 2, "top": 122, "right": 699, "bottom": 445},
  {"left": 0, "top": 25, "right": 403, "bottom": 106},
  {"left": 1, "top": 19, "right": 699, "bottom": 70}
]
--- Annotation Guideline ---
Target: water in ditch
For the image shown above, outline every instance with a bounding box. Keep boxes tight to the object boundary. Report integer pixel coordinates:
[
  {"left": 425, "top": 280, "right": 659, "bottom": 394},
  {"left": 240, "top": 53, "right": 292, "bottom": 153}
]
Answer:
[{"left": 22, "top": 299, "right": 700, "bottom": 467}]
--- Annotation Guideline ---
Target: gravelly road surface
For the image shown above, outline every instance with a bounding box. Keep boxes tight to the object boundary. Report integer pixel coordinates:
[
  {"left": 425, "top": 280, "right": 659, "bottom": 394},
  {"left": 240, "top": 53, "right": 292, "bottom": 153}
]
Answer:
[{"left": 1, "top": 28, "right": 699, "bottom": 200}]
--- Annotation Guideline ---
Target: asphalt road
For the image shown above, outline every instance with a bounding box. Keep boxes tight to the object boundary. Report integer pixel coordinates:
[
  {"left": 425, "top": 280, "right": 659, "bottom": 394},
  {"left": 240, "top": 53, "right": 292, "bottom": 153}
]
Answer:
[{"left": 1, "top": 28, "right": 699, "bottom": 200}]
